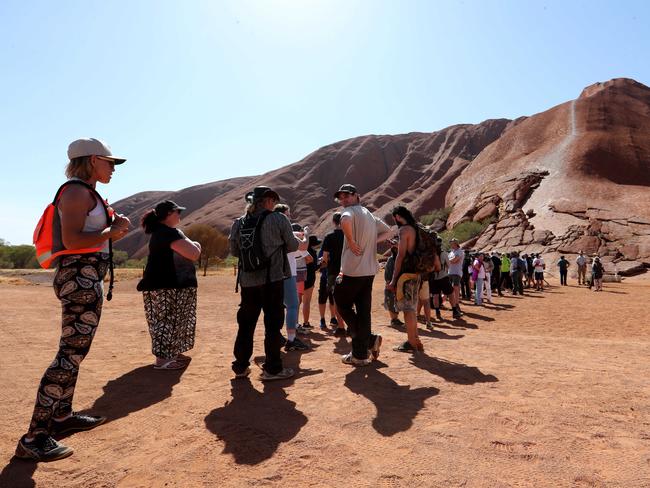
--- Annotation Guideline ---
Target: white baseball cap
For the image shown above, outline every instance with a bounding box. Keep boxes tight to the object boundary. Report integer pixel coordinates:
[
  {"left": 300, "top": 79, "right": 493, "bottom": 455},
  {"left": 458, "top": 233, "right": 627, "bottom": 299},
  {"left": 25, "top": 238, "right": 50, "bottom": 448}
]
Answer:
[{"left": 67, "top": 138, "right": 126, "bottom": 164}]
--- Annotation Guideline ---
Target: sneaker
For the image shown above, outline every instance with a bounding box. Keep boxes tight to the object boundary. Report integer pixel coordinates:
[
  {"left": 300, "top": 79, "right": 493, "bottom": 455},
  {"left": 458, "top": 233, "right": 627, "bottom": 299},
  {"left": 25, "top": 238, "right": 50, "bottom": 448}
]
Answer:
[
  {"left": 296, "top": 325, "right": 310, "bottom": 335},
  {"left": 302, "top": 322, "right": 313, "bottom": 329},
  {"left": 330, "top": 317, "right": 338, "bottom": 326},
  {"left": 390, "top": 319, "right": 404, "bottom": 327},
  {"left": 51, "top": 413, "right": 106, "bottom": 436},
  {"left": 319, "top": 318, "right": 327, "bottom": 330},
  {"left": 369, "top": 334, "right": 382, "bottom": 360},
  {"left": 341, "top": 352, "right": 371, "bottom": 366},
  {"left": 333, "top": 327, "right": 346, "bottom": 337},
  {"left": 15, "top": 434, "right": 74, "bottom": 462},
  {"left": 285, "top": 338, "right": 310, "bottom": 351},
  {"left": 234, "top": 367, "right": 251, "bottom": 379},
  {"left": 260, "top": 367, "right": 295, "bottom": 382},
  {"left": 435, "top": 309, "right": 442, "bottom": 320},
  {"left": 393, "top": 341, "right": 417, "bottom": 353},
  {"left": 452, "top": 309, "right": 462, "bottom": 319},
  {"left": 426, "top": 321, "right": 434, "bottom": 330}
]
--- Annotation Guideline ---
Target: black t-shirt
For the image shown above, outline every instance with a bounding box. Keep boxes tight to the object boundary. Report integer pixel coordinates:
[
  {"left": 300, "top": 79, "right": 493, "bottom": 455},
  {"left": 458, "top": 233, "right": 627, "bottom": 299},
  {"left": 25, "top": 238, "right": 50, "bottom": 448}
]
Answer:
[
  {"left": 137, "top": 224, "right": 197, "bottom": 291},
  {"left": 491, "top": 255, "right": 501, "bottom": 271},
  {"left": 321, "top": 228, "right": 344, "bottom": 275}
]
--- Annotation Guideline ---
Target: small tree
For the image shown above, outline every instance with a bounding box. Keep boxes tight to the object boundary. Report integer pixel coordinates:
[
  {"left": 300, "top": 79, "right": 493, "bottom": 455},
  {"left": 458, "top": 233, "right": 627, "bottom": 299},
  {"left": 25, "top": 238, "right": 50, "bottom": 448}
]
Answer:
[{"left": 185, "top": 224, "right": 229, "bottom": 276}]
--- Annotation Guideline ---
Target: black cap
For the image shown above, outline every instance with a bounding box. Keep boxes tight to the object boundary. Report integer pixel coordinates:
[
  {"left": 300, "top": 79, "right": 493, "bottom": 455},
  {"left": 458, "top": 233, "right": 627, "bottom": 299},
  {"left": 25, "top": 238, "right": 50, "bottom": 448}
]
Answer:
[
  {"left": 334, "top": 183, "right": 358, "bottom": 199},
  {"left": 309, "top": 235, "right": 322, "bottom": 246},
  {"left": 245, "top": 186, "right": 280, "bottom": 203},
  {"left": 154, "top": 200, "right": 186, "bottom": 216}
]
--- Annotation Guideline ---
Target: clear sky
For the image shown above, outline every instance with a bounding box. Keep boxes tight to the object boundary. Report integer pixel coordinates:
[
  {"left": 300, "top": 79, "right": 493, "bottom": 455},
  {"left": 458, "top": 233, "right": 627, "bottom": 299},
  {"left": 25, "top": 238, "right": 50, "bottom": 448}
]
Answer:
[{"left": 1, "top": 0, "right": 649, "bottom": 245}]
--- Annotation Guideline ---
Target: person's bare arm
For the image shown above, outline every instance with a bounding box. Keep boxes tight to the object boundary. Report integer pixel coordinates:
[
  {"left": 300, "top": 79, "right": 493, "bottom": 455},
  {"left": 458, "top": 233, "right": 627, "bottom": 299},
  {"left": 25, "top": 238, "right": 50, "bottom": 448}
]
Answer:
[
  {"left": 321, "top": 250, "right": 330, "bottom": 267},
  {"left": 171, "top": 238, "right": 202, "bottom": 261},
  {"left": 387, "top": 226, "right": 413, "bottom": 291},
  {"left": 59, "top": 185, "right": 129, "bottom": 249},
  {"left": 340, "top": 215, "right": 361, "bottom": 256}
]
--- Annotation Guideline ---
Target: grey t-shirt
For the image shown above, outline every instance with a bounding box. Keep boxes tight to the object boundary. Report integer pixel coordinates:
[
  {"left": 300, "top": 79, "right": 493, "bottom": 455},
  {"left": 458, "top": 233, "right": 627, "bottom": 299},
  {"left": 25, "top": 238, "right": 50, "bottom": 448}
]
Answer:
[
  {"left": 447, "top": 248, "right": 465, "bottom": 276},
  {"left": 340, "top": 205, "right": 391, "bottom": 277}
]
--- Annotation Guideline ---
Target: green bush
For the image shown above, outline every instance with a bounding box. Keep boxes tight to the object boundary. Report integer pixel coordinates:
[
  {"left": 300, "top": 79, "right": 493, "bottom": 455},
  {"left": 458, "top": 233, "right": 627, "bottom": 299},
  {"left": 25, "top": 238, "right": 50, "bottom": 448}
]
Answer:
[
  {"left": 439, "top": 217, "right": 495, "bottom": 249},
  {"left": 0, "top": 242, "right": 39, "bottom": 269},
  {"left": 122, "top": 258, "right": 148, "bottom": 269},
  {"left": 419, "top": 207, "right": 452, "bottom": 226}
]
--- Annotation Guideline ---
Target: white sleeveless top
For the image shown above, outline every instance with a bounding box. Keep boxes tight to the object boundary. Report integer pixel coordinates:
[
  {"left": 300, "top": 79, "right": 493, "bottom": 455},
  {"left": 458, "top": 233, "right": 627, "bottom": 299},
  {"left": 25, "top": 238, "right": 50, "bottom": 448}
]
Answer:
[{"left": 58, "top": 179, "right": 110, "bottom": 253}]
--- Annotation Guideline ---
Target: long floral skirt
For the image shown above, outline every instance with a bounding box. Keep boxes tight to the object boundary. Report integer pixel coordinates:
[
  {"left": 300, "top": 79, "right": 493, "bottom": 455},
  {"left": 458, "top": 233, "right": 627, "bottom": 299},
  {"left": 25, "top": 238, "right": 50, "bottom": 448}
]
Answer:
[{"left": 142, "top": 287, "right": 197, "bottom": 359}]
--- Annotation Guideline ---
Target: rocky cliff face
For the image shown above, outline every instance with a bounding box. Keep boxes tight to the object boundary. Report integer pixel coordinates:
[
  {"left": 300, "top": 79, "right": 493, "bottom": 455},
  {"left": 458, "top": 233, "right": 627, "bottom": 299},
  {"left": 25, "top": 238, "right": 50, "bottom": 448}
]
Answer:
[{"left": 114, "top": 78, "right": 650, "bottom": 276}]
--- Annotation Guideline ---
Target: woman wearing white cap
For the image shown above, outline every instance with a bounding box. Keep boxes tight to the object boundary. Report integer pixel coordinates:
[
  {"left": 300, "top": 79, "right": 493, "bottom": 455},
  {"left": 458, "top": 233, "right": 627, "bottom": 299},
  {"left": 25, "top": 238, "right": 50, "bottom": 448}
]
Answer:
[{"left": 16, "top": 138, "right": 130, "bottom": 462}]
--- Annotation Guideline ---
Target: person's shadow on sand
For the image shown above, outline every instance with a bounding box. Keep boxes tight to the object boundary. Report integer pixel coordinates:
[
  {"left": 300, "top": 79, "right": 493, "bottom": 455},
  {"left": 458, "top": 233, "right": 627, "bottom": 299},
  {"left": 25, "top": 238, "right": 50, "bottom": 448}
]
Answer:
[
  {"left": 76, "top": 365, "right": 186, "bottom": 425},
  {"left": 344, "top": 364, "right": 439, "bottom": 437},
  {"left": 204, "top": 379, "right": 308, "bottom": 465},
  {"left": 409, "top": 354, "right": 498, "bottom": 385},
  {"left": 0, "top": 458, "right": 37, "bottom": 488}
]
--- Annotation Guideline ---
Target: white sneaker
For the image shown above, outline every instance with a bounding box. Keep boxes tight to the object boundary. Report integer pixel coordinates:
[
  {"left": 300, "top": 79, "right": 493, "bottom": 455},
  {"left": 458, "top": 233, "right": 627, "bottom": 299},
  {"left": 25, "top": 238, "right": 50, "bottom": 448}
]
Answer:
[{"left": 341, "top": 352, "right": 371, "bottom": 366}]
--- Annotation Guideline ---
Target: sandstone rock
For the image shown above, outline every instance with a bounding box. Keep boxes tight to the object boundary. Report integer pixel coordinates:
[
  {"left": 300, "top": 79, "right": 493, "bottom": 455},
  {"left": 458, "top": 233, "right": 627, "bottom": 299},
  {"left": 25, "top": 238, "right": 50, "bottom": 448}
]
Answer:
[
  {"left": 613, "top": 260, "right": 647, "bottom": 276},
  {"left": 473, "top": 202, "right": 498, "bottom": 222}
]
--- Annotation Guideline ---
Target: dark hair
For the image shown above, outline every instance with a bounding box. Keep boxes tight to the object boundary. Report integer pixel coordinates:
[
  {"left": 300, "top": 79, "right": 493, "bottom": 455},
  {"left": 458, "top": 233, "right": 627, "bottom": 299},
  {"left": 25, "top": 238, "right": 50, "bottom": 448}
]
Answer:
[
  {"left": 332, "top": 212, "right": 341, "bottom": 225},
  {"left": 141, "top": 207, "right": 174, "bottom": 234},
  {"left": 391, "top": 205, "right": 417, "bottom": 227}
]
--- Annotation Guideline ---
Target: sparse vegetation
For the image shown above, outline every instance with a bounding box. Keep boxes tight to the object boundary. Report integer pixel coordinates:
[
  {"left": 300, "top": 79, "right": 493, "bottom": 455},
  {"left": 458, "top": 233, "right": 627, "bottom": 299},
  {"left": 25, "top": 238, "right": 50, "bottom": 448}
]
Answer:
[
  {"left": 419, "top": 207, "right": 453, "bottom": 227},
  {"left": 439, "top": 217, "right": 495, "bottom": 250},
  {"left": 0, "top": 239, "right": 38, "bottom": 269}
]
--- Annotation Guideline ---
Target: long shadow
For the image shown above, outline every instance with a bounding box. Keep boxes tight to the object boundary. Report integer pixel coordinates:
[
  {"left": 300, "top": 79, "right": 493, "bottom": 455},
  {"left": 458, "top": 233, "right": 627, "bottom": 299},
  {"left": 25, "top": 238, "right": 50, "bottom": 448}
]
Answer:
[
  {"left": 459, "top": 311, "right": 495, "bottom": 322},
  {"left": 76, "top": 365, "right": 186, "bottom": 425},
  {"left": 436, "top": 318, "right": 478, "bottom": 330},
  {"left": 0, "top": 458, "right": 37, "bottom": 488},
  {"left": 386, "top": 323, "right": 463, "bottom": 340},
  {"left": 204, "top": 379, "right": 308, "bottom": 465},
  {"left": 409, "top": 354, "right": 498, "bottom": 385},
  {"left": 344, "top": 364, "right": 439, "bottom": 437},
  {"left": 331, "top": 336, "right": 350, "bottom": 355}
]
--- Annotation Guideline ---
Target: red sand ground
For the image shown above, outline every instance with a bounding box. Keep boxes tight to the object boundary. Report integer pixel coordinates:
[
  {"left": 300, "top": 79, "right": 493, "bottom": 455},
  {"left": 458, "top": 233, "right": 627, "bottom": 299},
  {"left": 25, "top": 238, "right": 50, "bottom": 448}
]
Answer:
[{"left": 1, "top": 273, "right": 649, "bottom": 487}]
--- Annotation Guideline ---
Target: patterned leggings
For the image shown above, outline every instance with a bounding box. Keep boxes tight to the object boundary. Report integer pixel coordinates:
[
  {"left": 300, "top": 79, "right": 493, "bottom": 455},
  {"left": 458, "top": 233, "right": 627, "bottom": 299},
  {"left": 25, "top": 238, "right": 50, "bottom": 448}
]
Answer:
[{"left": 28, "top": 253, "right": 108, "bottom": 437}]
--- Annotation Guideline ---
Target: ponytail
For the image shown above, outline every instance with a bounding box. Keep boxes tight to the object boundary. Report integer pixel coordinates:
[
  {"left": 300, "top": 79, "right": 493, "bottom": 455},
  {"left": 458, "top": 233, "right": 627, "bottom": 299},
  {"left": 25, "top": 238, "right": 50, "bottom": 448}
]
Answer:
[{"left": 141, "top": 209, "right": 160, "bottom": 234}]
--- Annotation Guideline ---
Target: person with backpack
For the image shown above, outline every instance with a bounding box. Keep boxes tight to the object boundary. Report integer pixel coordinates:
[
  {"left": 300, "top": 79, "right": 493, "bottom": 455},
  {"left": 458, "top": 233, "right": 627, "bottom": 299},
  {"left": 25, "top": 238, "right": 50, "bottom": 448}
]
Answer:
[
  {"left": 228, "top": 186, "right": 302, "bottom": 381},
  {"left": 16, "top": 138, "right": 130, "bottom": 462},
  {"left": 333, "top": 184, "right": 392, "bottom": 366},
  {"left": 136, "top": 200, "right": 202, "bottom": 370},
  {"left": 320, "top": 212, "right": 346, "bottom": 334}
]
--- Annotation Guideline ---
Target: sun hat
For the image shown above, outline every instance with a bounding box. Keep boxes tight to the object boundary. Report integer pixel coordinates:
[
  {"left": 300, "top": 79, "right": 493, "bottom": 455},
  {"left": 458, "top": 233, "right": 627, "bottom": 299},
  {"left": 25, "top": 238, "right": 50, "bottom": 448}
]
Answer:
[
  {"left": 245, "top": 186, "right": 280, "bottom": 203},
  {"left": 67, "top": 138, "right": 126, "bottom": 163},
  {"left": 334, "top": 184, "right": 358, "bottom": 199}
]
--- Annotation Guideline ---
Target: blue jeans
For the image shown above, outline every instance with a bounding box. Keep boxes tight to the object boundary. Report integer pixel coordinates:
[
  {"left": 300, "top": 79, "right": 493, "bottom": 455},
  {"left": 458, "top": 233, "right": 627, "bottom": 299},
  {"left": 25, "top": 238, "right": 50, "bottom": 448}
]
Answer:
[
  {"left": 283, "top": 276, "right": 299, "bottom": 331},
  {"left": 474, "top": 278, "right": 484, "bottom": 305}
]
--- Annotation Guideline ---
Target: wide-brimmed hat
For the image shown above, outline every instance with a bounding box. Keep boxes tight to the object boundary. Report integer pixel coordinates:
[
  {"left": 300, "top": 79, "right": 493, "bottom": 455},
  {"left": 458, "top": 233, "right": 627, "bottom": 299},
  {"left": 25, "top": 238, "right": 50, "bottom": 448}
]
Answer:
[
  {"left": 155, "top": 200, "right": 186, "bottom": 216},
  {"left": 67, "top": 138, "right": 126, "bottom": 164},
  {"left": 334, "top": 183, "right": 358, "bottom": 199},
  {"left": 245, "top": 186, "right": 280, "bottom": 202}
]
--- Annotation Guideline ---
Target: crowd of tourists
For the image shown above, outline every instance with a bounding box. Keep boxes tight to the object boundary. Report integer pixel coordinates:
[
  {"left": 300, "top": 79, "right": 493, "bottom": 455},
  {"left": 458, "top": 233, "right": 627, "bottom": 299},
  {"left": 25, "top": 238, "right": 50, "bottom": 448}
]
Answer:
[{"left": 15, "top": 138, "right": 607, "bottom": 462}]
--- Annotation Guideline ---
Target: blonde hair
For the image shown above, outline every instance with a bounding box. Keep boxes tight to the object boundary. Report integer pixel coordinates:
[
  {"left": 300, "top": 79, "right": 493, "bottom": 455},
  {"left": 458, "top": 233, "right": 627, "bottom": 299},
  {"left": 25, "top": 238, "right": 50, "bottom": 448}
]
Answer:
[{"left": 65, "top": 156, "right": 93, "bottom": 180}]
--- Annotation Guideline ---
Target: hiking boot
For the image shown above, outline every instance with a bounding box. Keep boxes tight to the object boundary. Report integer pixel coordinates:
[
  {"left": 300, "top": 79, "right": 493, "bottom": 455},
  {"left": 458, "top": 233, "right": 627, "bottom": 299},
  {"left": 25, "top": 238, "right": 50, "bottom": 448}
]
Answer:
[
  {"left": 15, "top": 434, "right": 73, "bottom": 462},
  {"left": 393, "top": 341, "right": 418, "bottom": 353},
  {"left": 369, "top": 334, "right": 382, "bottom": 360},
  {"left": 390, "top": 318, "right": 404, "bottom": 327},
  {"left": 52, "top": 413, "right": 106, "bottom": 436},
  {"left": 260, "top": 367, "right": 295, "bottom": 382},
  {"left": 234, "top": 367, "right": 251, "bottom": 379},
  {"left": 285, "top": 338, "right": 310, "bottom": 351},
  {"left": 296, "top": 325, "right": 310, "bottom": 335},
  {"left": 333, "top": 327, "right": 346, "bottom": 337},
  {"left": 341, "top": 353, "right": 371, "bottom": 366}
]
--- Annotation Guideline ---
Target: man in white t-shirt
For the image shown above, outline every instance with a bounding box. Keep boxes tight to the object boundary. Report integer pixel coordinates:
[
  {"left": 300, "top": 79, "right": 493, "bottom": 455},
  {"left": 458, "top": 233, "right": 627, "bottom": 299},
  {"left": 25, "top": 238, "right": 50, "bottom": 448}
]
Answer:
[
  {"left": 332, "top": 184, "right": 392, "bottom": 366},
  {"left": 533, "top": 253, "right": 545, "bottom": 291}
]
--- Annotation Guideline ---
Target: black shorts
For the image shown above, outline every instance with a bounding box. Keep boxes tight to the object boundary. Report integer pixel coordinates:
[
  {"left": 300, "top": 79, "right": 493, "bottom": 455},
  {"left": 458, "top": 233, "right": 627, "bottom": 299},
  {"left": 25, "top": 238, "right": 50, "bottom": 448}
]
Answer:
[
  {"left": 318, "top": 277, "right": 333, "bottom": 305},
  {"left": 534, "top": 272, "right": 544, "bottom": 281},
  {"left": 429, "top": 276, "right": 453, "bottom": 296}
]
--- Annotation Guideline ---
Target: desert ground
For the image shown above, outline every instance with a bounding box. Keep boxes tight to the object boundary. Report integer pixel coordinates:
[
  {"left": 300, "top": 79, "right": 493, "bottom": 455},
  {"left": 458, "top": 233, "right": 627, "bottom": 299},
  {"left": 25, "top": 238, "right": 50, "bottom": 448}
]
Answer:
[{"left": 0, "top": 270, "right": 649, "bottom": 488}]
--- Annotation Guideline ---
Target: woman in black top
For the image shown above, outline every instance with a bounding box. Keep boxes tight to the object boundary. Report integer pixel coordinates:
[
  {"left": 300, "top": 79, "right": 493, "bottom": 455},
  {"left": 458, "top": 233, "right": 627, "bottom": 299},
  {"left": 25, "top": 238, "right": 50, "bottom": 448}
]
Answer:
[
  {"left": 137, "top": 200, "right": 202, "bottom": 370},
  {"left": 301, "top": 235, "right": 321, "bottom": 328}
]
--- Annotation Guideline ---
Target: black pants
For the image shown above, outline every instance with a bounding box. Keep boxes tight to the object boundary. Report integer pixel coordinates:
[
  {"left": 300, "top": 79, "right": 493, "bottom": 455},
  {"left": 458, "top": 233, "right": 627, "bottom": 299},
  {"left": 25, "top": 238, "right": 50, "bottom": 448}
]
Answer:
[
  {"left": 560, "top": 271, "right": 567, "bottom": 285},
  {"left": 233, "top": 280, "right": 284, "bottom": 375},
  {"left": 499, "top": 271, "right": 512, "bottom": 290},
  {"left": 491, "top": 270, "right": 501, "bottom": 292},
  {"left": 334, "top": 275, "right": 375, "bottom": 360},
  {"left": 512, "top": 271, "right": 523, "bottom": 294},
  {"left": 461, "top": 274, "right": 471, "bottom": 300}
]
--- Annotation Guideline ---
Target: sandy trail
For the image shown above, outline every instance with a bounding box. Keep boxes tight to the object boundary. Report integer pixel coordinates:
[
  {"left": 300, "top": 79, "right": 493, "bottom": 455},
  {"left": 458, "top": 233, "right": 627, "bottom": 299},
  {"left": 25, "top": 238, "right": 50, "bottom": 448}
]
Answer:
[{"left": 0, "top": 273, "right": 649, "bottom": 487}]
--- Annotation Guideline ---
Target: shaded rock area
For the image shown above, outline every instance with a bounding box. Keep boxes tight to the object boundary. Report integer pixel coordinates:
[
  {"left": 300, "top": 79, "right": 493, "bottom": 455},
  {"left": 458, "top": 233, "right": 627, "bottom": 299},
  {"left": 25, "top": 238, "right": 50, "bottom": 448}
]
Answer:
[{"left": 114, "top": 78, "right": 650, "bottom": 276}]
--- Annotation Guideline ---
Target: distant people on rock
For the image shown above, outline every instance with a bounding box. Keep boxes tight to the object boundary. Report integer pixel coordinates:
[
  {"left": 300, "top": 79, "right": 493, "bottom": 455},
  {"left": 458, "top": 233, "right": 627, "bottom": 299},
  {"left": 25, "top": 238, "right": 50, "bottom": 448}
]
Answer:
[
  {"left": 332, "top": 184, "right": 392, "bottom": 366},
  {"left": 137, "top": 200, "right": 201, "bottom": 370},
  {"left": 320, "top": 212, "right": 346, "bottom": 335},
  {"left": 576, "top": 251, "right": 587, "bottom": 285},
  {"left": 557, "top": 255, "right": 569, "bottom": 286},
  {"left": 228, "top": 186, "right": 299, "bottom": 382},
  {"left": 17, "top": 138, "right": 130, "bottom": 462},
  {"left": 387, "top": 206, "right": 424, "bottom": 353},
  {"left": 447, "top": 238, "right": 465, "bottom": 318}
]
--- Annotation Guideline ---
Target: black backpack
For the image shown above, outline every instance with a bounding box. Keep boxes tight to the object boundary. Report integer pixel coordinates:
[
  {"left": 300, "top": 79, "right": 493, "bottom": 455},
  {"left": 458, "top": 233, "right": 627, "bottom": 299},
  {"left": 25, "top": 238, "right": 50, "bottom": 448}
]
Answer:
[{"left": 237, "top": 210, "right": 271, "bottom": 272}]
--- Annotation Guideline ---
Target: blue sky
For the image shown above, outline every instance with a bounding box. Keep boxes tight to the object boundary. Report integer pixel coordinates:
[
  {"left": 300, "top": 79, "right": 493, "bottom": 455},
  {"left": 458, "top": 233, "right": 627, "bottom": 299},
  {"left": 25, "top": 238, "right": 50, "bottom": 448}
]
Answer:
[{"left": 1, "top": 0, "right": 649, "bottom": 245}]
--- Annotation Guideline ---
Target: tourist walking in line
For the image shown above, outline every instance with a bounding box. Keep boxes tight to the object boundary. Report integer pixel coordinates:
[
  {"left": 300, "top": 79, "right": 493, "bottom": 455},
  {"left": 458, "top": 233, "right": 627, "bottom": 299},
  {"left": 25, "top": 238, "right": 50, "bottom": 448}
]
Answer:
[
  {"left": 532, "top": 253, "right": 545, "bottom": 291},
  {"left": 576, "top": 251, "right": 587, "bottom": 285},
  {"left": 332, "top": 184, "right": 392, "bottom": 365},
  {"left": 472, "top": 253, "right": 486, "bottom": 305},
  {"left": 591, "top": 256, "right": 604, "bottom": 291},
  {"left": 483, "top": 251, "right": 493, "bottom": 303},
  {"left": 499, "top": 251, "right": 511, "bottom": 293},
  {"left": 300, "top": 235, "right": 320, "bottom": 330},
  {"left": 16, "top": 138, "right": 130, "bottom": 462},
  {"left": 557, "top": 255, "right": 569, "bottom": 286},
  {"left": 229, "top": 186, "right": 300, "bottom": 381},
  {"left": 137, "top": 200, "right": 201, "bottom": 370},
  {"left": 491, "top": 251, "right": 502, "bottom": 297},
  {"left": 447, "top": 238, "right": 464, "bottom": 318},
  {"left": 430, "top": 239, "right": 455, "bottom": 321},
  {"left": 462, "top": 251, "right": 473, "bottom": 300},
  {"left": 510, "top": 252, "right": 524, "bottom": 295},
  {"left": 387, "top": 206, "right": 423, "bottom": 353},
  {"left": 383, "top": 241, "right": 404, "bottom": 327},
  {"left": 320, "top": 212, "right": 346, "bottom": 335},
  {"left": 316, "top": 247, "right": 335, "bottom": 330}
]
